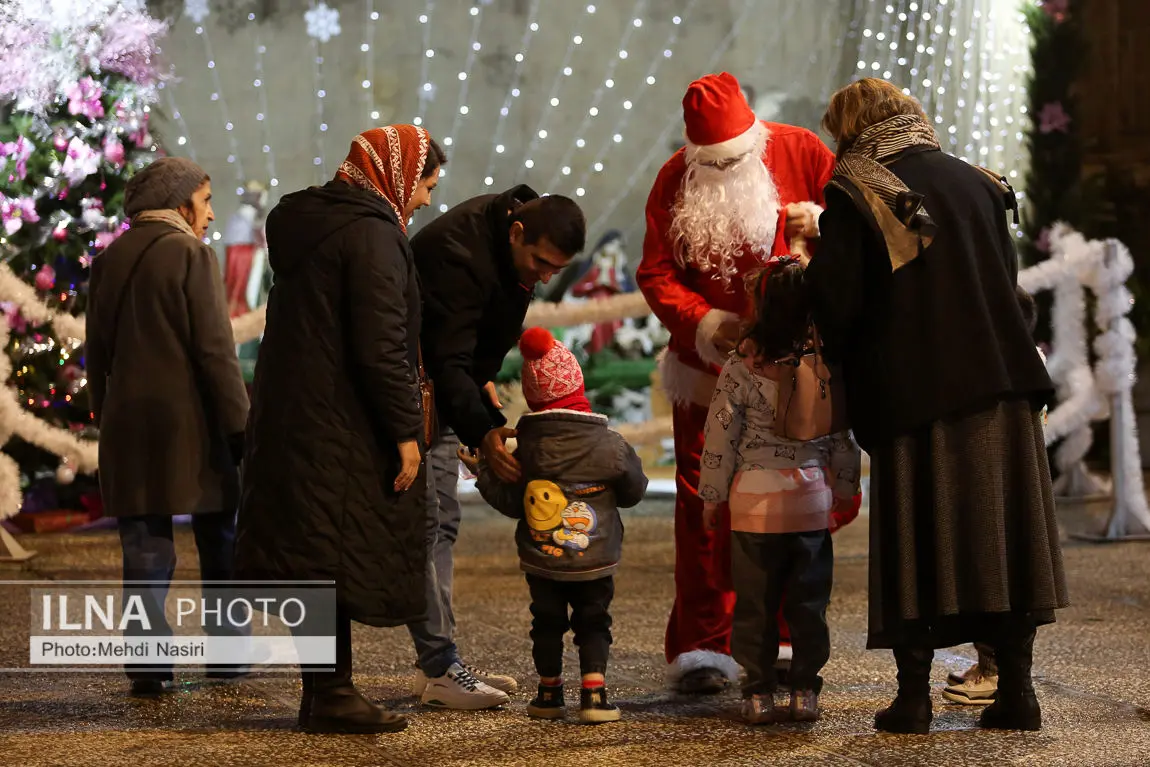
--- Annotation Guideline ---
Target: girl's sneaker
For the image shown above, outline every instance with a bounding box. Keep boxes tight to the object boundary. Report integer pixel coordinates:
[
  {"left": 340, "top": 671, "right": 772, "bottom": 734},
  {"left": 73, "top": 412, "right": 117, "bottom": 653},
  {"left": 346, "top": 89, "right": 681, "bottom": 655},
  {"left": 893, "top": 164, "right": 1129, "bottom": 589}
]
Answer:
[
  {"left": 526, "top": 682, "right": 566, "bottom": 720},
  {"left": 742, "top": 691, "right": 789, "bottom": 724},
  {"left": 579, "top": 685, "right": 621, "bottom": 724},
  {"left": 791, "top": 689, "right": 820, "bottom": 722}
]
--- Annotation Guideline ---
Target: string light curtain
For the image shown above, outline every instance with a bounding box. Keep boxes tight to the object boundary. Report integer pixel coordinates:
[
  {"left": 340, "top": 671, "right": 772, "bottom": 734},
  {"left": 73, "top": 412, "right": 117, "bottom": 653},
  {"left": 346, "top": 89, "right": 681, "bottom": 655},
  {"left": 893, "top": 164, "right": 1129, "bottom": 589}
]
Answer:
[
  {"left": 843, "top": 0, "right": 1032, "bottom": 202},
  {"left": 153, "top": 0, "right": 1031, "bottom": 248}
]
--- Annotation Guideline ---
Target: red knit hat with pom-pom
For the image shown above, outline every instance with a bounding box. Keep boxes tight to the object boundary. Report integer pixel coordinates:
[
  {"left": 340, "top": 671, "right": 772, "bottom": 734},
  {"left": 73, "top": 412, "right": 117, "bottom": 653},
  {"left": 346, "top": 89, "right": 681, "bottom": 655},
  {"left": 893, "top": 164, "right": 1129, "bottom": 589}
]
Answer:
[{"left": 519, "top": 327, "right": 591, "bottom": 413}]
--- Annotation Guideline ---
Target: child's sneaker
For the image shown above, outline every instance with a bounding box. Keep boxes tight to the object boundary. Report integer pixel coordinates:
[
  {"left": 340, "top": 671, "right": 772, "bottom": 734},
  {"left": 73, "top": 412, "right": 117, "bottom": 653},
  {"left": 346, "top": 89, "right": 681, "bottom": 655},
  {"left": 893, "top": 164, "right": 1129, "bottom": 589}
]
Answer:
[
  {"left": 578, "top": 685, "right": 621, "bottom": 724},
  {"left": 526, "top": 682, "right": 566, "bottom": 720},
  {"left": 742, "top": 691, "right": 789, "bottom": 724},
  {"left": 790, "top": 688, "right": 820, "bottom": 722},
  {"left": 942, "top": 670, "right": 998, "bottom": 705}
]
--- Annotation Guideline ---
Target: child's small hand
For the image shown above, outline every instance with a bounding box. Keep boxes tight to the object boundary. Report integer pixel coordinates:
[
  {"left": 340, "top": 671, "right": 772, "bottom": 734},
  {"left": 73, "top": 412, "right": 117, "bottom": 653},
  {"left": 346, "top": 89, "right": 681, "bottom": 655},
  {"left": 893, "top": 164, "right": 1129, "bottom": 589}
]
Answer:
[
  {"left": 702, "top": 502, "right": 721, "bottom": 531},
  {"left": 457, "top": 446, "right": 480, "bottom": 473}
]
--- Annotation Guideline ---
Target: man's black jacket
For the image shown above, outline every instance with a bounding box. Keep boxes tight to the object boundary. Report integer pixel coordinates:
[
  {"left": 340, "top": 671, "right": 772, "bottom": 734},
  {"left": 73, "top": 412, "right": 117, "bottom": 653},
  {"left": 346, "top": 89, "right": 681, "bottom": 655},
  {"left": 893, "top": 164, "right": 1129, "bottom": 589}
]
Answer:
[{"left": 412, "top": 185, "right": 538, "bottom": 448}]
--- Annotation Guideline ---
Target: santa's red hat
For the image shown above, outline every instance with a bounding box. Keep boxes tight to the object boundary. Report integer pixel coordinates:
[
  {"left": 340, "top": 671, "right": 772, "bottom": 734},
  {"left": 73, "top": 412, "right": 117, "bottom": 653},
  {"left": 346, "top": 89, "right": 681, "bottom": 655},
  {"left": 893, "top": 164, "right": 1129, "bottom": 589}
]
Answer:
[
  {"left": 519, "top": 327, "right": 592, "bottom": 413},
  {"left": 682, "top": 72, "right": 761, "bottom": 162}
]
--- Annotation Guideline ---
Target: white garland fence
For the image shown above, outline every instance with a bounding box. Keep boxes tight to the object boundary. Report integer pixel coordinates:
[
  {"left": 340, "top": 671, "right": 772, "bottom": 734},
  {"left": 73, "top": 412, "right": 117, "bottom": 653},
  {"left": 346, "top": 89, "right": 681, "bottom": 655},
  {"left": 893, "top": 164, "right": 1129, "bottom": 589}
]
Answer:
[
  {"left": 1, "top": 227, "right": 1144, "bottom": 535},
  {"left": 1018, "top": 224, "right": 1150, "bottom": 535}
]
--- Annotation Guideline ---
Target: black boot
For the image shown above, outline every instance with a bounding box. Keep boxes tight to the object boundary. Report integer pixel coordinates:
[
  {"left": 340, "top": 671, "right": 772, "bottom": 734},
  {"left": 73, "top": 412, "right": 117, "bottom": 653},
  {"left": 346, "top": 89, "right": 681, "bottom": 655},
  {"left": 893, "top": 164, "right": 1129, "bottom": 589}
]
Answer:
[
  {"left": 298, "top": 671, "right": 313, "bottom": 729},
  {"left": 979, "top": 626, "right": 1041, "bottom": 731},
  {"left": 299, "top": 615, "right": 407, "bottom": 734},
  {"left": 875, "top": 645, "right": 934, "bottom": 735}
]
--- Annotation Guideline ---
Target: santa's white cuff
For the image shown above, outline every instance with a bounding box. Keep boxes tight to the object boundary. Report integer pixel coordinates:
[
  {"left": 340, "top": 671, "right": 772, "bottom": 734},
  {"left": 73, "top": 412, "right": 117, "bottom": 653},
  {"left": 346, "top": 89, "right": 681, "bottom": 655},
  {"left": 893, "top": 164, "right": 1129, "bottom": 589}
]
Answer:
[
  {"left": 695, "top": 309, "right": 740, "bottom": 368},
  {"left": 790, "top": 201, "right": 825, "bottom": 237}
]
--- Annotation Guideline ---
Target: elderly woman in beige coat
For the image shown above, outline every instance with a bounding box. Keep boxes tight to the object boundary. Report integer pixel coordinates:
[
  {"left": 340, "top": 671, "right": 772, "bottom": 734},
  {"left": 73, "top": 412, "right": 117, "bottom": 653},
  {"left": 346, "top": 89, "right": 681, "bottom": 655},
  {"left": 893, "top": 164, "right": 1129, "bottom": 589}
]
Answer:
[{"left": 86, "top": 157, "right": 250, "bottom": 697}]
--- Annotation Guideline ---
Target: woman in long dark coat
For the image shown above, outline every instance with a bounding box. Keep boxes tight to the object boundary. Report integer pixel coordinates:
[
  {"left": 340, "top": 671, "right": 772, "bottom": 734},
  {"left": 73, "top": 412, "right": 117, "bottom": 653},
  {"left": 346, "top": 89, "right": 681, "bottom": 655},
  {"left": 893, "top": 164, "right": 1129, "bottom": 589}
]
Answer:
[
  {"left": 236, "top": 125, "right": 445, "bottom": 734},
  {"left": 806, "top": 79, "right": 1068, "bottom": 734}
]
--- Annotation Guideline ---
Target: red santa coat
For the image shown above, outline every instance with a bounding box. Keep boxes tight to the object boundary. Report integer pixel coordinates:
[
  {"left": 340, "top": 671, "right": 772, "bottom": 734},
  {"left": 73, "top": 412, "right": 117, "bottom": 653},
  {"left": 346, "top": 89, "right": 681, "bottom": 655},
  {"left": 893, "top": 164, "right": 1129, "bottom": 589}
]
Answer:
[{"left": 638, "top": 122, "right": 835, "bottom": 408}]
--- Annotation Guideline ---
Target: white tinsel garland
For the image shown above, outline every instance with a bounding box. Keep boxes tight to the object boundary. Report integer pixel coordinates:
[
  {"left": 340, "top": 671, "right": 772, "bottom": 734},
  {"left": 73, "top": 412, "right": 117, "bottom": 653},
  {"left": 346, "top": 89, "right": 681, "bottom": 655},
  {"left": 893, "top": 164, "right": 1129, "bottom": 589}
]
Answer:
[{"left": 1018, "top": 223, "right": 1150, "bottom": 532}]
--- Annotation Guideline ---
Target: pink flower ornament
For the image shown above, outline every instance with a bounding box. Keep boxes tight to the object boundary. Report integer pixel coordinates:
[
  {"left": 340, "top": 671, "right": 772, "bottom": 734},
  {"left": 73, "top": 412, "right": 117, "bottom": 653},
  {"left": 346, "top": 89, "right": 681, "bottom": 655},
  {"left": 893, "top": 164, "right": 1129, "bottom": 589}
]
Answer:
[
  {"left": 1038, "top": 102, "right": 1071, "bottom": 134},
  {"left": 65, "top": 77, "right": 106, "bottom": 120}
]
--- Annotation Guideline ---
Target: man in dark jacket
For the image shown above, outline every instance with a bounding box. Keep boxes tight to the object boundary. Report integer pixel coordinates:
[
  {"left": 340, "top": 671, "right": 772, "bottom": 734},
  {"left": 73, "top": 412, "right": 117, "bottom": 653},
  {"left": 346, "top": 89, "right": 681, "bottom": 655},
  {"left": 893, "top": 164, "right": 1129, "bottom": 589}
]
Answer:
[{"left": 406, "top": 186, "right": 587, "bottom": 709}]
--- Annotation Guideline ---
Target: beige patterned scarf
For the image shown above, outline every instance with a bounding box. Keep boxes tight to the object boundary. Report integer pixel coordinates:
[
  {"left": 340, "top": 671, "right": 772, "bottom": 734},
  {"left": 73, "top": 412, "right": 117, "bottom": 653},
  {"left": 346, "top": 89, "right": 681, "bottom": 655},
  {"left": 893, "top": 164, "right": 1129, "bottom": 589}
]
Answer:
[
  {"left": 132, "top": 208, "right": 198, "bottom": 239},
  {"left": 827, "top": 114, "right": 941, "bottom": 270}
]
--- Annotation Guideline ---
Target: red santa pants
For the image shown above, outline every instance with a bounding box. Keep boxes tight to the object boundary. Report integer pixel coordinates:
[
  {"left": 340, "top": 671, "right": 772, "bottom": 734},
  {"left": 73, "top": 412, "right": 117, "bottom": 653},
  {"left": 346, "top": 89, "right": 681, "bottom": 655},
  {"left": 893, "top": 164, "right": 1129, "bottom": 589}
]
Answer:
[{"left": 665, "top": 401, "right": 790, "bottom": 663}]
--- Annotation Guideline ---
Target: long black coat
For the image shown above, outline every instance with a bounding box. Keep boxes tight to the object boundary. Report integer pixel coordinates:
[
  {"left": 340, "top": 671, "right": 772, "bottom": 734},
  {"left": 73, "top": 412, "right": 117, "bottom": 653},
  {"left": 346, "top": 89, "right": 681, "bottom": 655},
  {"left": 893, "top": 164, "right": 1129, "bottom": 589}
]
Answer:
[
  {"left": 235, "top": 181, "right": 426, "bottom": 628},
  {"left": 806, "top": 147, "right": 1053, "bottom": 451},
  {"left": 411, "top": 185, "right": 538, "bottom": 448}
]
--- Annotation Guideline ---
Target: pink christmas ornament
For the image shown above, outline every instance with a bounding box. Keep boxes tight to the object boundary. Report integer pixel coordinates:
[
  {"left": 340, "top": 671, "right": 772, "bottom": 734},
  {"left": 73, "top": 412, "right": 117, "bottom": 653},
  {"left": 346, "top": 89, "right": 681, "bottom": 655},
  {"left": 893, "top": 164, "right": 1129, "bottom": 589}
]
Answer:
[
  {"left": 34, "top": 265, "right": 56, "bottom": 291},
  {"left": 103, "top": 134, "right": 125, "bottom": 167}
]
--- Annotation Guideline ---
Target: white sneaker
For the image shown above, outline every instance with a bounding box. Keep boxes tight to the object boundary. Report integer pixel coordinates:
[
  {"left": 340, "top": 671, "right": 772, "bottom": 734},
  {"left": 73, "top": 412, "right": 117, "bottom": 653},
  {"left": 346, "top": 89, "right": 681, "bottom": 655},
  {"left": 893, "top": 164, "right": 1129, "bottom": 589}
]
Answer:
[
  {"left": 412, "top": 663, "right": 518, "bottom": 696},
  {"left": 420, "top": 663, "right": 510, "bottom": 710},
  {"left": 947, "top": 661, "right": 980, "bottom": 687},
  {"left": 941, "top": 671, "right": 998, "bottom": 706}
]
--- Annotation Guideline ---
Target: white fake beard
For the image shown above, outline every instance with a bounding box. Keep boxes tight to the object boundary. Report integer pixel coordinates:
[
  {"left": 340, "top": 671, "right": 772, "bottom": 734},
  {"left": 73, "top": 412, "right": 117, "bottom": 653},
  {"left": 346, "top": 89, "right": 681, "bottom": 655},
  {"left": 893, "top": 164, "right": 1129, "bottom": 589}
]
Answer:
[{"left": 669, "top": 140, "right": 780, "bottom": 287}]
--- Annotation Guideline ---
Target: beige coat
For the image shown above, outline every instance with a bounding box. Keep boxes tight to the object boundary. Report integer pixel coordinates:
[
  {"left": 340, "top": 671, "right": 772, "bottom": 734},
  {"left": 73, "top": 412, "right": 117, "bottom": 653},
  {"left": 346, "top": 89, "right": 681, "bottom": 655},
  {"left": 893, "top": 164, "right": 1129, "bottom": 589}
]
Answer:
[{"left": 87, "top": 220, "right": 249, "bottom": 517}]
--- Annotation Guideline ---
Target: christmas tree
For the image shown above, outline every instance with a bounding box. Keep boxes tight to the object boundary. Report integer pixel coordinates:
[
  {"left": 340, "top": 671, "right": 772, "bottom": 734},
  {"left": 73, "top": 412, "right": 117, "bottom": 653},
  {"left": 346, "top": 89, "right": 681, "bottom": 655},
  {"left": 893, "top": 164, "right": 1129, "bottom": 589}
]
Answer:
[{"left": 0, "top": 0, "right": 166, "bottom": 517}]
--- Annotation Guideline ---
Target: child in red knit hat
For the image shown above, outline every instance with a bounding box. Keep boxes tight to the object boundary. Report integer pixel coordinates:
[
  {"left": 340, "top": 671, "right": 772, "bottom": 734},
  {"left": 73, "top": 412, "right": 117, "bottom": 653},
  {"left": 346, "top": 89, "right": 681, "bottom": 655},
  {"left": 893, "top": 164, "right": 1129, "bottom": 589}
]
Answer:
[{"left": 476, "top": 327, "right": 648, "bottom": 724}]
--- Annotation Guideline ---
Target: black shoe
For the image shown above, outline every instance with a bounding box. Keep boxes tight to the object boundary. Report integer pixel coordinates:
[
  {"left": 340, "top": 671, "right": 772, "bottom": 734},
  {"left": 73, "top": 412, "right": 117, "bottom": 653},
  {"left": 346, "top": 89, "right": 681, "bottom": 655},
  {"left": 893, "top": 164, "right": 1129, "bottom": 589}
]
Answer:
[
  {"left": 303, "top": 682, "right": 408, "bottom": 734},
  {"left": 677, "top": 667, "right": 729, "bottom": 695},
  {"left": 129, "top": 679, "right": 172, "bottom": 698},
  {"left": 978, "top": 693, "right": 1041, "bottom": 731},
  {"left": 578, "top": 686, "right": 621, "bottom": 724},
  {"left": 206, "top": 665, "right": 252, "bottom": 680},
  {"left": 874, "top": 695, "right": 933, "bottom": 734},
  {"left": 526, "top": 682, "right": 566, "bottom": 720}
]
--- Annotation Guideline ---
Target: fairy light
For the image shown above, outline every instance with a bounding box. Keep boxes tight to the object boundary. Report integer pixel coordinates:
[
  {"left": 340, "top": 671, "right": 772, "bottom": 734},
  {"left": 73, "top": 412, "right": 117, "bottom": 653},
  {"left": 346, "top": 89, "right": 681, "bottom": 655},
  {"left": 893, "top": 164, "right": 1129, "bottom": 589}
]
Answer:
[
  {"left": 603, "top": 0, "right": 767, "bottom": 244},
  {"left": 543, "top": 0, "right": 650, "bottom": 192},
  {"left": 192, "top": 23, "right": 245, "bottom": 191},
  {"left": 249, "top": 14, "right": 278, "bottom": 188},
  {"left": 477, "top": 0, "right": 543, "bottom": 194},
  {"left": 307, "top": 2, "right": 331, "bottom": 183},
  {"left": 515, "top": 5, "right": 596, "bottom": 178},
  {"left": 158, "top": 84, "right": 197, "bottom": 162},
  {"left": 849, "top": 0, "right": 1029, "bottom": 186},
  {"left": 415, "top": 1, "right": 436, "bottom": 122},
  {"left": 564, "top": 0, "right": 700, "bottom": 196},
  {"left": 362, "top": 0, "right": 377, "bottom": 123},
  {"left": 438, "top": 4, "right": 485, "bottom": 195}
]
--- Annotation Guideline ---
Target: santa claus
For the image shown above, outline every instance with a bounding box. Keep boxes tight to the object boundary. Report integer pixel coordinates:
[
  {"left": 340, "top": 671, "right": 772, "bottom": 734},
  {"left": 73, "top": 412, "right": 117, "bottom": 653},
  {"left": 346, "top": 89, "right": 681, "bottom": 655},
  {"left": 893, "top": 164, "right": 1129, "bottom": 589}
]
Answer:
[{"left": 636, "top": 72, "right": 835, "bottom": 694}]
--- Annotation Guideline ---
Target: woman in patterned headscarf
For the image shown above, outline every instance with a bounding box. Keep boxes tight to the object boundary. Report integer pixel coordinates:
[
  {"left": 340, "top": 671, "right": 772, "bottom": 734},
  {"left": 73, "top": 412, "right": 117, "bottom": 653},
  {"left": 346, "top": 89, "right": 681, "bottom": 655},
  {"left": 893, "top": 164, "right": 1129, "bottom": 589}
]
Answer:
[
  {"left": 805, "top": 79, "right": 1067, "bottom": 735},
  {"left": 237, "top": 126, "right": 447, "bottom": 735}
]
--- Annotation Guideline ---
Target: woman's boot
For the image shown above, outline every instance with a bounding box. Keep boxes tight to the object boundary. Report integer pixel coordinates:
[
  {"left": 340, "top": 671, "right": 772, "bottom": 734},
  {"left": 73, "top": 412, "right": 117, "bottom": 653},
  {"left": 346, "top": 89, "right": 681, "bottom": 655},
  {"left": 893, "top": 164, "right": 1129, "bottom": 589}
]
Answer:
[
  {"left": 875, "top": 645, "right": 934, "bottom": 734},
  {"left": 979, "top": 626, "right": 1041, "bottom": 731},
  {"left": 300, "top": 615, "right": 408, "bottom": 734},
  {"left": 298, "top": 671, "right": 313, "bottom": 729}
]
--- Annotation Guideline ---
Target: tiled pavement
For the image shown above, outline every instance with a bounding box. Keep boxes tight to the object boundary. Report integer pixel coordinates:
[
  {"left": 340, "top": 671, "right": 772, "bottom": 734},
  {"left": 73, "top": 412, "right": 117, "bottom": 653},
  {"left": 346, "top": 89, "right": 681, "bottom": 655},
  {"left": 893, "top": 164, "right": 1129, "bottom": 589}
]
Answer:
[{"left": 0, "top": 499, "right": 1148, "bottom": 766}]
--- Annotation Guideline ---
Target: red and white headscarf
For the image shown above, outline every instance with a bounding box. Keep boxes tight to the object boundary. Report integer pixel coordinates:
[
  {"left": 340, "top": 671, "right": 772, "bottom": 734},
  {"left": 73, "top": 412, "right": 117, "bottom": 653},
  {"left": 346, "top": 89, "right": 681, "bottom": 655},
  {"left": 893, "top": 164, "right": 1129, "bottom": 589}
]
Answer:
[{"left": 335, "top": 125, "right": 430, "bottom": 232}]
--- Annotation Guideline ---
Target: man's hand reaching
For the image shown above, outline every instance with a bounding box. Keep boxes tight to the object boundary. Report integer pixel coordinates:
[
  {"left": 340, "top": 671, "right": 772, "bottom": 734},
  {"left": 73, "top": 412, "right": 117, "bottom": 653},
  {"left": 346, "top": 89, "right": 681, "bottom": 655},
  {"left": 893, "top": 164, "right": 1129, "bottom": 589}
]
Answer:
[{"left": 481, "top": 426, "right": 521, "bottom": 482}]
